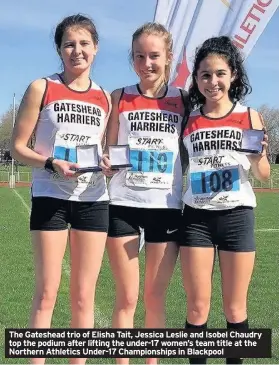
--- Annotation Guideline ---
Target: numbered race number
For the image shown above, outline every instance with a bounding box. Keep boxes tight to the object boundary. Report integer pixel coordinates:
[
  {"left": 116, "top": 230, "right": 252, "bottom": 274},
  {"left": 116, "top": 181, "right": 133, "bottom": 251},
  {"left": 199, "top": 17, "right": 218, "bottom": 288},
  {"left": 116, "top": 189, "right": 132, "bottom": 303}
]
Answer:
[
  {"left": 126, "top": 136, "right": 176, "bottom": 189},
  {"left": 191, "top": 168, "right": 240, "bottom": 194},
  {"left": 130, "top": 150, "right": 173, "bottom": 174}
]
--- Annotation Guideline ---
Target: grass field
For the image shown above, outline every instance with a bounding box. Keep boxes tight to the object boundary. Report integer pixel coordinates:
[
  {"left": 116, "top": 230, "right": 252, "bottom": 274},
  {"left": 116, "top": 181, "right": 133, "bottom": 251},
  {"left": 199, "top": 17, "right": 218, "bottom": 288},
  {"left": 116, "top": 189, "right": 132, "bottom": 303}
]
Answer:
[
  {"left": 0, "top": 165, "right": 32, "bottom": 183},
  {"left": 0, "top": 187, "right": 278, "bottom": 364}
]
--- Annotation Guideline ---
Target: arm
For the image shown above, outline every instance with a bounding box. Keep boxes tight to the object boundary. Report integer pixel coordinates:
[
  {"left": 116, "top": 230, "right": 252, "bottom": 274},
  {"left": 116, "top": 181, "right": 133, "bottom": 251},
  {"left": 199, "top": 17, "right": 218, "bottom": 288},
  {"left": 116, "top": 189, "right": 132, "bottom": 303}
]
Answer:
[
  {"left": 248, "top": 109, "right": 270, "bottom": 182},
  {"left": 101, "top": 90, "right": 112, "bottom": 148},
  {"left": 104, "top": 88, "right": 122, "bottom": 154},
  {"left": 11, "top": 79, "right": 48, "bottom": 167},
  {"left": 11, "top": 79, "right": 79, "bottom": 177},
  {"left": 179, "top": 139, "right": 189, "bottom": 176},
  {"left": 100, "top": 88, "right": 122, "bottom": 174}
]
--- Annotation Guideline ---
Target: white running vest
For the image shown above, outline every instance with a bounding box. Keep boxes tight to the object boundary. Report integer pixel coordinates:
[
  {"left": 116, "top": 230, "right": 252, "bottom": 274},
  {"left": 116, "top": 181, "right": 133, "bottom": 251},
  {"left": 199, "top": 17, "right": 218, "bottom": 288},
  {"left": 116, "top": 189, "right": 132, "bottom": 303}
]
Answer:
[
  {"left": 109, "top": 84, "right": 186, "bottom": 209},
  {"left": 182, "top": 103, "right": 256, "bottom": 210},
  {"left": 32, "top": 74, "right": 109, "bottom": 202}
]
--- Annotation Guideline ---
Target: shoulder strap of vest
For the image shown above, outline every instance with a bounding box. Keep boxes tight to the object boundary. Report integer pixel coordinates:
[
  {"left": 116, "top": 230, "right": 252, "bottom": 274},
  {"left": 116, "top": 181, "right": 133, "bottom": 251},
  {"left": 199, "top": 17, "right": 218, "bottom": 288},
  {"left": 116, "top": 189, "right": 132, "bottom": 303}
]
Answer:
[
  {"left": 39, "top": 78, "right": 48, "bottom": 112},
  {"left": 117, "top": 87, "right": 125, "bottom": 110}
]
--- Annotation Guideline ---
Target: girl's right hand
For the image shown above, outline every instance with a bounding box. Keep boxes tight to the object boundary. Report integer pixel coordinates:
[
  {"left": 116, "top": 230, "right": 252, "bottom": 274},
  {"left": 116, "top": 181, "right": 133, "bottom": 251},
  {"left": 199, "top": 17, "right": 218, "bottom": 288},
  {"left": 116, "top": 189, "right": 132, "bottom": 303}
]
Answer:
[
  {"left": 52, "top": 159, "right": 80, "bottom": 178},
  {"left": 100, "top": 154, "right": 118, "bottom": 177}
]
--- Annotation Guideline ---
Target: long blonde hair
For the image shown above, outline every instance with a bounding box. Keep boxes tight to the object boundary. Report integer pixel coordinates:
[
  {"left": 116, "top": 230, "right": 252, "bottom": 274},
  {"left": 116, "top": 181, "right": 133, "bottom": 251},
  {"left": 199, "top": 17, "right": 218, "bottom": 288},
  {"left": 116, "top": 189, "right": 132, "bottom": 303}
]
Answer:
[{"left": 130, "top": 22, "right": 173, "bottom": 84}]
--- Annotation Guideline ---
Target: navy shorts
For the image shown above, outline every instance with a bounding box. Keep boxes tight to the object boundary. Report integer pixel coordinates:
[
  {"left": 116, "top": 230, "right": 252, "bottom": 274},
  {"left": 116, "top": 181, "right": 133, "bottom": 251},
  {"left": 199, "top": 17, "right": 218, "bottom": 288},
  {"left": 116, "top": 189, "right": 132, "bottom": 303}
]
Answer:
[
  {"left": 30, "top": 197, "right": 109, "bottom": 232},
  {"left": 179, "top": 204, "right": 255, "bottom": 252},
  {"left": 108, "top": 205, "right": 182, "bottom": 243}
]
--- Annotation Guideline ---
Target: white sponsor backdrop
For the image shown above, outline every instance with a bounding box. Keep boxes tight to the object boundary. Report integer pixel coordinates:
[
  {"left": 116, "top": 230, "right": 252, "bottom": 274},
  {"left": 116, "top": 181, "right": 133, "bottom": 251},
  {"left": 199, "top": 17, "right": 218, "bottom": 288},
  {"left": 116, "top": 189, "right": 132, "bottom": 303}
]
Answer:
[{"left": 154, "top": 0, "right": 279, "bottom": 88}]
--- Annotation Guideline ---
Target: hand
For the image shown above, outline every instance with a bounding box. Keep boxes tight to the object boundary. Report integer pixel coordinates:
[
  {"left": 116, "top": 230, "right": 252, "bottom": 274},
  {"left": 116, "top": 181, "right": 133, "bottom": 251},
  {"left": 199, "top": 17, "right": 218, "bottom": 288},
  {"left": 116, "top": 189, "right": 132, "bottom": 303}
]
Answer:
[
  {"left": 248, "top": 129, "right": 268, "bottom": 161},
  {"left": 100, "top": 154, "right": 118, "bottom": 177},
  {"left": 52, "top": 159, "right": 80, "bottom": 178},
  {"left": 261, "top": 129, "right": 268, "bottom": 156}
]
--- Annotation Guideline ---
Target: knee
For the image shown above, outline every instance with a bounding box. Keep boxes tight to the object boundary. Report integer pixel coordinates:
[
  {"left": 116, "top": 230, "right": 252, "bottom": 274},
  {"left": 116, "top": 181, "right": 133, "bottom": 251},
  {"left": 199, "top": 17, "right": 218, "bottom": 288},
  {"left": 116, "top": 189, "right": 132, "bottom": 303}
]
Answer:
[
  {"left": 72, "top": 290, "right": 94, "bottom": 312},
  {"left": 115, "top": 292, "right": 138, "bottom": 313},
  {"left": 34, "top": 288, "right": 58, "bottom": 311},
  {"left": 188, "top": 298, "right": 210, "bottom": 320},
  {"left": 144, "top": 288, "right": 165, "bottom": 312},
  {"left": 223, "top": 304, "right": 247, "bottom": 323}
]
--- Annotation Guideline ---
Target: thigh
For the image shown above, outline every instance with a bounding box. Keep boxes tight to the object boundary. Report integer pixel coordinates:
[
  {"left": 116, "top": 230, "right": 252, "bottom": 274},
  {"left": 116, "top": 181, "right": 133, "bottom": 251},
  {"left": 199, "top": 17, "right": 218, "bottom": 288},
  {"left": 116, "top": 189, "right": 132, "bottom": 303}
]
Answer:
[
  {"left": 30, "top": 197, "right": 68, "bottom": 231},
  {"left": 180, "top": 204, "right": 216, "bottom": 305},
  {"left": 31, "top": 230, "right": 68, "bottom": 290},
  {"left": 219, "top": 250, "right": 255, "bottom": 309},
  {"left": 144, "top": 242, "right": 178, "bottom": 295},
  {"left": 108, "top": 205, "right": 141, "bottom": 238},
  {"left": 143, "top": 208, "right": 182, "bottom": 243},
  {"left": 180, "top": 246, "right": 215, "bottom": 301},
  {"left": 69, "top": 229, "right": 107, "bottom": 293},
  {"left": 71, "top": 201, "right": 109, "bottom": 232},
  {"left": 106, "top": 235, "right": 140, "bottom": 298}
]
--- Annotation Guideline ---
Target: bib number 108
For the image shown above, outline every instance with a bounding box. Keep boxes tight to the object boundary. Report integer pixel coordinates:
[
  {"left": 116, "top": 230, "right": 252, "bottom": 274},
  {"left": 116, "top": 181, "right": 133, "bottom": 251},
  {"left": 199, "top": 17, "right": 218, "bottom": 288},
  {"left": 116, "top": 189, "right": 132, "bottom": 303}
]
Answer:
[{"left": 191, "top": 168, "right": 240, "bottom": 194}]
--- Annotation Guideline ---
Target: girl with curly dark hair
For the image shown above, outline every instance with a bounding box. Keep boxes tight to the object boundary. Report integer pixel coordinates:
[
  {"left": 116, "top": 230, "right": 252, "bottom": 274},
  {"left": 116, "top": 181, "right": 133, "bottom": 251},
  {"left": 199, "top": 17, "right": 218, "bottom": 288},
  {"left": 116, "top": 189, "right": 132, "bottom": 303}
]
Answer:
[{"left": 180, "top": 36, "right": 270, "bottom": 365}]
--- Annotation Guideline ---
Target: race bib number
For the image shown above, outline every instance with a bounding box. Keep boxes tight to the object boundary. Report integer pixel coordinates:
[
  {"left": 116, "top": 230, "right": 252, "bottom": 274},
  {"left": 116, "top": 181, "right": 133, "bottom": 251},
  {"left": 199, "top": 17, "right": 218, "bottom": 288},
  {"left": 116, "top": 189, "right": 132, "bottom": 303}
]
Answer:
[
  {"left": 126, "top": 136, "right": 176, "bottom": 189},
  {"left": 189, "top": 155, "right": 240, "bottom": 206},
  {"left": 191, "top": 168, "right": 239, "bottom": 194}
]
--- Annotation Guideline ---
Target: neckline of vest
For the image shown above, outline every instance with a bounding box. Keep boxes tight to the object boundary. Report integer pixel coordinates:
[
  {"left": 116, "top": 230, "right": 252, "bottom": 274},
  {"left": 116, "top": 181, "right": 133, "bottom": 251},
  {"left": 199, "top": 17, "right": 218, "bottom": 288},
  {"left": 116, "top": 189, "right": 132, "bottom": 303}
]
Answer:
[
  {"left": 136, "top": 83, "right": 168, "bottom": 100},
  {"left": 57, "top": 73, "right": 92, "bottom": 93},
  {"left": 199, "top": 102, "right": 237, "bottom": 120}
]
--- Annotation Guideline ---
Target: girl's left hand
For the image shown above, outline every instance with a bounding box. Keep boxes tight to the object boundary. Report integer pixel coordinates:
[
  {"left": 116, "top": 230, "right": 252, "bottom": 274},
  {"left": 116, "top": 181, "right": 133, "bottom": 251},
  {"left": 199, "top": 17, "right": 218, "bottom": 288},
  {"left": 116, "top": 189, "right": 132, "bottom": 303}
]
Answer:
[
  {"left": 260, "top": 129, "right": 268, "bottom": 157},
  {"left": 248, "top": 129, "right": 268, "bottom": 160}
]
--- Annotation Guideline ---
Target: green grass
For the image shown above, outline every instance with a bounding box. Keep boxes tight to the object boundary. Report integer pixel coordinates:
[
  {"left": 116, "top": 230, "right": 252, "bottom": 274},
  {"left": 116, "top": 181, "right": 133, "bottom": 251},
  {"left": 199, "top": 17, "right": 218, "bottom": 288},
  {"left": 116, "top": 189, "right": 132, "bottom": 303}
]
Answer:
[
  {"left": 0, "top": 165, "right": 32, "bottom": 173},
  {"left": 0, "top": 165, "right": 32, "bottom": 183},
  {"left": 0, "top": 188, "right": 278, "bottom": 364}
]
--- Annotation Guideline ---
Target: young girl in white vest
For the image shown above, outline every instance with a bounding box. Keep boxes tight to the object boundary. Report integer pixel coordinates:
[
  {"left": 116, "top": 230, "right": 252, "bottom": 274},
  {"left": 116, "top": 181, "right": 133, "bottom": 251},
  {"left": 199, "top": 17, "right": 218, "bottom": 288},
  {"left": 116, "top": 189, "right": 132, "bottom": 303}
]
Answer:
[
  {"left": 180, "top": 35, "right": 270, "bottom": 365},
  {"left": 101, "top": 22, "right": 189, "bottom": 364},
  {"left": 11, "top": 14, "right": 111, "bottom": 365}
]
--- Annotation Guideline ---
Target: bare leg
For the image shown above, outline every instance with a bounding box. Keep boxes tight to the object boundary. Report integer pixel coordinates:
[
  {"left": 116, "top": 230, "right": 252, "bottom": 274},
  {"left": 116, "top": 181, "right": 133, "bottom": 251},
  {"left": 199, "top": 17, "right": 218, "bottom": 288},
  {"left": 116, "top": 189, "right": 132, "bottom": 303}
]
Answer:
[
  {"left": 29, "top": 230, "right": 68, "bottom": 364},
  {"left": 144, "top": 242, "right": 178, "bottom": 364},
  {"left": 180, "top": 246, "right": 215, "bottom": 365},
  {"left": 69, "top": 229, "right": 107, "bottom": 365},
  {"left": 180, "top": 247, "right": 215, "bottom": 325},
  {"left": 219, "top": 250, "right": 255, "bottom": 364},
  {"left": 107, "top": 235, "right": 140, "bottom": 365}
]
